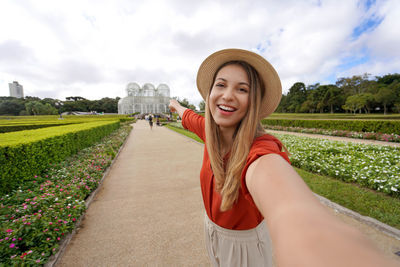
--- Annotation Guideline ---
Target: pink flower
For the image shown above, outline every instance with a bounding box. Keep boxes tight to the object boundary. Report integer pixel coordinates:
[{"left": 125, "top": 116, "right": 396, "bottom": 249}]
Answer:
[
  {"left": 46, "top": 238, "right": 51, "bottom": 241},
  {"left": 57, "top": 237, "right": 61, "bottom": 240},
  {"left": 36, "top": 259, "right": 41, "bottom": 263},
  {"left": 10, "top": 243, "right": 15, "bottom": 248},
  {"left": 28, "top": 250, "right": 32, "bottom": 254},
  {"left": 6, "top": 229, "right": 13, "bottom": 233},
  {"left": 49, "top": 222, "right": 53, "bottom": 225}
]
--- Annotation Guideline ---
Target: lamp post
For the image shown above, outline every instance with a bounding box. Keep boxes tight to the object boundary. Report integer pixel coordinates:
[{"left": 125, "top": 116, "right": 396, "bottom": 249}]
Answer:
[{"left": 55, "top": 101, "right": 64, "bottom": 119}]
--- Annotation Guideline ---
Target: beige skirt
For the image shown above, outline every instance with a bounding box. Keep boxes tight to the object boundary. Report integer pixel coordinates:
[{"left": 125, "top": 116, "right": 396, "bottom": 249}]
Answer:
[{"left": 204, "top": 213, "right": 274, "bottom": 267}]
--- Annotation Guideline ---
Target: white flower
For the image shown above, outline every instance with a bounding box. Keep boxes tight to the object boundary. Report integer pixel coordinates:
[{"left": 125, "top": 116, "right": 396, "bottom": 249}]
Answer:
[{"left": 391, "top": 186, "right": 398, "bottom": 192}]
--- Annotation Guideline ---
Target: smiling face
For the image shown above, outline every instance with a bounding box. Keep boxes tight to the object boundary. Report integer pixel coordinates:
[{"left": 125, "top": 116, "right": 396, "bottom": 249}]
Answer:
[{"left": 208, "top": 63, "right": 250, "bottom": 132}]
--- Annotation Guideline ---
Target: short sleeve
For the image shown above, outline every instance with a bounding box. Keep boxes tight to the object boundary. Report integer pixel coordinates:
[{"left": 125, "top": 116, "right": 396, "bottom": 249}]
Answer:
[
  {"left": 240, "top": 136, "right": 291, "bottom": 207},
  {"left": 181, "top": 109, "right": 206, "bottom": 141}
]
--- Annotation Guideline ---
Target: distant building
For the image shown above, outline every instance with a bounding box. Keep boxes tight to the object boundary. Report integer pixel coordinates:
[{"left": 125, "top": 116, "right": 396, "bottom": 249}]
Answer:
[
  {"left": 9, "top": 81, "right": 24, "bottom": 98},
  {"left": 118, "top": 82, "right": 170, "bottom": 114}
]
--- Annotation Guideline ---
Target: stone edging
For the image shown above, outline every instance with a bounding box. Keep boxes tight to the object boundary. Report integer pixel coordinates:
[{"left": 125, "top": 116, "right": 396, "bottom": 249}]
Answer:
[
  {"left": 44, "top": 124, "right": 135, "bottom": 267},
  {"left": 315, "top": 194, "right": 400, "bottom": 241}
]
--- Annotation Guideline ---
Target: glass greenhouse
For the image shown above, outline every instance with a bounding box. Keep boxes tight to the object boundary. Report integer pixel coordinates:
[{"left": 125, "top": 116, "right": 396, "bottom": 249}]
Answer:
[{"left": 118, "top": 83, "right": 170, "bottom": 114}]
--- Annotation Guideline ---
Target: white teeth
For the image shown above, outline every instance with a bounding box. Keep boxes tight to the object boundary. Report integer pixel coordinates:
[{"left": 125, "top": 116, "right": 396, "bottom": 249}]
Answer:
[{"left": 219, "top": 105, "right": 235, "bottom": 111}]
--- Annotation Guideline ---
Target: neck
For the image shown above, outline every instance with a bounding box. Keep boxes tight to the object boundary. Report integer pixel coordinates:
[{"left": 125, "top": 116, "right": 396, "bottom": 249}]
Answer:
[{"left": 219, "top": 126, "right": 236, "bottom": 155}]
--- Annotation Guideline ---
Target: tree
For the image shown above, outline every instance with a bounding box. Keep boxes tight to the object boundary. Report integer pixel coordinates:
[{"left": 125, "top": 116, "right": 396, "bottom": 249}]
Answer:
[
  {"left": 359, "top": 93, "right": 375, "bottom": 113},
  {"left": 375, "top": 87, "right": 395, "bottom": 115},
  {"left": 65, "top": 96, "right": 87, "bottom": 101},
  {"left": 302, "top": 84, "right": 329, "bottom": 113},
  {"left": 199, "top": 100, "right": 206, "bottom": 111},
  {"left": 0, "top": 100, "right": 25, "bottom": 115},
  {"left": 336, "top": 73, "right": 371, "bottom": 96},
  {"left": 174, "top": 97, "right": 197, "bottom": 111},
  {"left": 376, "top": 73, "right": 400, "bottom": 85},
  {"left": 342, "top": 95, "right": 364, "bottom": 114},
  {"left": 25, "top": 101, "right": 57, "bottom": 115},
  {"left": 98, "top": 97, "right": 118, "bottom": 113},
  {"left": 323, "top": 85, "right": 343, "bottom": 113},
  {"left": 25, "top": 101, "right": 42, "bottom": 115},
  {"left": 299, "top": 100, "right": 314, "bottom": 113},
  {"left": 285, "top": 82, "right": 307, "bottom": 113}
]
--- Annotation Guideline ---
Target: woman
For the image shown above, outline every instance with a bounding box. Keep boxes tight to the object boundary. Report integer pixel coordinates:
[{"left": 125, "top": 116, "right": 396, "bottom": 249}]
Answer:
[{"left": 169, "top": 48, "right": 396, "bottom": 267}]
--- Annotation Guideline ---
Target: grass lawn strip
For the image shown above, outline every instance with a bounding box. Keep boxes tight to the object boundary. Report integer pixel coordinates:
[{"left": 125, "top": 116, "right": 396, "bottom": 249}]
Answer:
[
  {"left": 165, "top": 123, "right": 400, "bottom": 230},
  {"left": 165, "top": 123, "right": 203, "bottom": 143}
]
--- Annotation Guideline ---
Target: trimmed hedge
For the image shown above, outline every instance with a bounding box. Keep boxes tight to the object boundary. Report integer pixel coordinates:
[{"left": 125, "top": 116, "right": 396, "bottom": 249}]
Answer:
[
  {"left": 0, "top": 120, "right": 120, "bottom": 194},
  {"left": 0, "top": 116, "right": 135, "bottom": 133},
  {"left": 0, "top": 122, "right": 78, "bottom": 133},
  {"left": 261, "top": 119, "right": 400, "bottom": 135}
]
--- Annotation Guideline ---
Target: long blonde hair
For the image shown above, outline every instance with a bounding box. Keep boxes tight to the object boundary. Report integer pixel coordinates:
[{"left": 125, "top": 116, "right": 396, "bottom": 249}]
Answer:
[{"left": 205, "top": 61, "right": 266, "bottom": 212}]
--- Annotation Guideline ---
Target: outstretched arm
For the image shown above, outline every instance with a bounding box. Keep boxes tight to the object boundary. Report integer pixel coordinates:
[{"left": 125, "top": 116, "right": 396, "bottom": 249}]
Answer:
[
  {"left": 169, "top": 99, "right": 187, "bottom": 118},
  {"left": 246, "top": 153, "right": 397, "bottom": 267}
]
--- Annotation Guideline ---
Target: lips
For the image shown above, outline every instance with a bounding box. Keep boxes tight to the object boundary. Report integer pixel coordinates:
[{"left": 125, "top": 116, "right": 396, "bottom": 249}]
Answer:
[{"left": 217, "top": 104, "right": 237, "bottom": 112}]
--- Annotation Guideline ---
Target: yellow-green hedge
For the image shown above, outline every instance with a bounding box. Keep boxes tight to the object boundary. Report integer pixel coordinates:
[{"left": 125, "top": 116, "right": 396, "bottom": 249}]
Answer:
[
  {"left": 0, "top": 115, "right": 135, "bottom": 133},
  {"left": 0, "top": 120, "right": 120, "bottom": 193}
]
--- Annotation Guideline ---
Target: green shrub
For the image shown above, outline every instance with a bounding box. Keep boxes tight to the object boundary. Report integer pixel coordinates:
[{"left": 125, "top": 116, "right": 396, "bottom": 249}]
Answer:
[{"left": 0, "top": 121, "right": 120, "bottom": 194}]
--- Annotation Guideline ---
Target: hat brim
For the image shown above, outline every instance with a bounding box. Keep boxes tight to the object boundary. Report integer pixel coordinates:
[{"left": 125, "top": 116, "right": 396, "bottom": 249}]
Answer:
[{"left": 196, "top": 48, "right": 282, "bottom": 119}]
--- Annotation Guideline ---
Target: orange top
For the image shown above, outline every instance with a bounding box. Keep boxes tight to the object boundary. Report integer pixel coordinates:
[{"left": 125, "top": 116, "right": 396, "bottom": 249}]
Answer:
[{"left": 182, "top": 109, "right": 291, "bottom": 230}]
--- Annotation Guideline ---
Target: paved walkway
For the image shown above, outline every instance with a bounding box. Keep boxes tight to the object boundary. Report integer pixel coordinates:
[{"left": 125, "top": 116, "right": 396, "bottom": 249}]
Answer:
[
  {"left": 56, "top": 120, "right": 209, "bottom": 266},
  {"left": 56, "top": 120, "right": 400, "bottom": 266}
]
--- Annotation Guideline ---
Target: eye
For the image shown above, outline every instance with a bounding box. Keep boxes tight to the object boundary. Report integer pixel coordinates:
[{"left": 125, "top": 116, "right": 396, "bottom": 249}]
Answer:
[
  {"left": 215, "top": 83, "right": 225, "bottom": 88},
  {"left": 239, "top": 87, "right": 249, "bottom": 93}
]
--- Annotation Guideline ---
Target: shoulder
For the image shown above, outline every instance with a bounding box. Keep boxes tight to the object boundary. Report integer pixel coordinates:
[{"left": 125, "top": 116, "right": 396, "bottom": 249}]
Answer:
[
  {"left": 248, "top": 134, "right": 286, "bottom": 158},
  {"left": 242, "top": 134, "right": 291, "bottom": 182}
]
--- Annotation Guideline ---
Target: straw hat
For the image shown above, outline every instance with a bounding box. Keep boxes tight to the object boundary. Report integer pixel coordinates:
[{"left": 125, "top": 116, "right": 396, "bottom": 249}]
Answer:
[{"left": 196, "top": 48, "right": 282, "bottom": 119}]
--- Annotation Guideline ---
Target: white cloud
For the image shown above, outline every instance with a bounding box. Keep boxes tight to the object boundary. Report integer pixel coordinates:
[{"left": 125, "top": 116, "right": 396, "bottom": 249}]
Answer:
[{"left": 0, "top": 0, "right": 399, "bottom": 107}]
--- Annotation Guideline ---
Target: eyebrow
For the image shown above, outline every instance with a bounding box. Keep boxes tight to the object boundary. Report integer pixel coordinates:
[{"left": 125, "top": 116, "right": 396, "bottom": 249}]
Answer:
[{"left": 215, "top": 78, "right": 250, "bottom": 87}]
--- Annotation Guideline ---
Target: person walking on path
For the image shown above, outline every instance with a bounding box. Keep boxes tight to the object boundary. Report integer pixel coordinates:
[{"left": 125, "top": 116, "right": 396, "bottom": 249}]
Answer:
[
  {"left": 148, "top": 114, "right": 153, "bottom": 130},
  {"left": 169, "top": 48, "right": 397, "bottom": 267}
]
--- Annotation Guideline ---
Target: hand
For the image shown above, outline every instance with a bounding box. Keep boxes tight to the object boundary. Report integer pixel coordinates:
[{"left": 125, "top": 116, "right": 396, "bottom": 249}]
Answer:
[{"left": 169, "top": 99, "right": 180, "bottom": 113}]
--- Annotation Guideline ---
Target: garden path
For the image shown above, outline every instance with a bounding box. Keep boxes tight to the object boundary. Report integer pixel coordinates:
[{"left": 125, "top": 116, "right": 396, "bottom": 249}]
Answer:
[
  {"left": 56, "top": 120, "right": 209, "bottom": 266},
  {"left": 55, "top": 120, "right": 400, "bottom": 266}
]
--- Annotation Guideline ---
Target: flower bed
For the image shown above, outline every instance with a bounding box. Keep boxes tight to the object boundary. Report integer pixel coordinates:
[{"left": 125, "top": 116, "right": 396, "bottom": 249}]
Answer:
[
  {"left": 0, "top": 123, "right": 132, "bottom": 265},
  {"left": 273, "top": 133, "right": 400, "bottom": 198},
  {"left": 264, "top": 125, "right": 400, "bottom": 143}
]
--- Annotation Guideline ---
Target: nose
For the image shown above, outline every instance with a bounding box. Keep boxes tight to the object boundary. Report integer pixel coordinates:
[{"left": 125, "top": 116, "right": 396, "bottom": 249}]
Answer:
[{"left": 222, "top": 87, "right": 234, "bottom": 101}]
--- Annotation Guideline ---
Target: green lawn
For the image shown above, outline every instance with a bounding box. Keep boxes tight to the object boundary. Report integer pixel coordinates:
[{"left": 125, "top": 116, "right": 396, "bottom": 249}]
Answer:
[{"left": 165, "top": 123, "right": 400, "bottom": 230}]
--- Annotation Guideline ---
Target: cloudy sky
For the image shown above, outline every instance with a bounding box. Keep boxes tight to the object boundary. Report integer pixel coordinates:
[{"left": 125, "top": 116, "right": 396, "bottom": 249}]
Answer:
[{"left": 0, "top": 0, "right": 399, "bottom": 107}]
